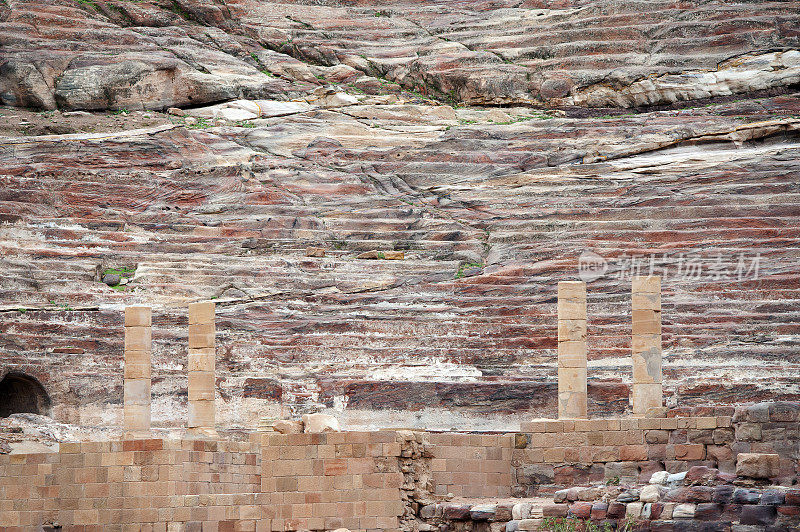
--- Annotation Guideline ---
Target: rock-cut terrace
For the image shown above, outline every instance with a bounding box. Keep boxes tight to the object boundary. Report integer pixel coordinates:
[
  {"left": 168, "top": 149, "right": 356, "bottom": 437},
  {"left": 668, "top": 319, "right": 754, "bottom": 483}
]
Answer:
[{"left": 0, "top": 0, "right": 799, "bottom": 529}]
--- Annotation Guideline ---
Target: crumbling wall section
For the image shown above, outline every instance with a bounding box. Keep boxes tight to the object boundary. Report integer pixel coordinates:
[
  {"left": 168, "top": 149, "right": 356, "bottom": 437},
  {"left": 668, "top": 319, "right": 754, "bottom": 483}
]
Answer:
[
  {"left": 513, "top": 402, "right": 800, "bottom": 496},
  {"left": 396, "top": 430, "right": 436, "bottom": 531}
]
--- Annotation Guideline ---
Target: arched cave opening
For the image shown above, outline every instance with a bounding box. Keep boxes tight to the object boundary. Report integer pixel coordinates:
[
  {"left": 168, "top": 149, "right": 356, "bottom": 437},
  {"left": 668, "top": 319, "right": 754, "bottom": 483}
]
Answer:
[{"left": 0, "top": 372, "right": 52, "bottom": 417}]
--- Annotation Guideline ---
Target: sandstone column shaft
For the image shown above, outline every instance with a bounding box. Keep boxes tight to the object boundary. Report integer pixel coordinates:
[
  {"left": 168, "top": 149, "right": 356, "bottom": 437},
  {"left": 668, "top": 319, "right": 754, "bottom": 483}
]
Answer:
[
  {"left": 631, "top": 276, "right": 663, "bottom": 414},
  {"left": 124, "top": 306, "right": 152, "bottom": 436},
  {"left": 557, "top": 281, "right": 587, "bottom": 419},
  {"left": 188, "top": 301, "right": 216, "bottom": 436}
]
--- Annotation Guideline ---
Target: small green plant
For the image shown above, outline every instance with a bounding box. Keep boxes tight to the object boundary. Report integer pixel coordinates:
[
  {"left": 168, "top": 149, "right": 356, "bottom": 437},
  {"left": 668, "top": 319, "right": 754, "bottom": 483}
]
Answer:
[
  {"left": 186, "top": 118, "right": 213, "bottom": 129},
  {"left": 102, "top": 266, "right": 136, "bottom": 290},
  {"left": 455, "top": 262, "right": 484, "bottom": 279},
  {"left": 17, "top": 308, "right": 27, "bottom": 314},
  {"left": 103, "top": 267, "right": 136, "bottom": 277},
  {"left": 540, "top": 517, "right": 621, "bottom": 532},
  {"left": 540, "top": 517, "right": 579, "bottom": 532},
  {"left": 346, "top": 83, "right": 365, "bottom": 95},
  {"left": 73, "top": 0, "right": 99, "bottom": 10},
  {"left": 374, "top": 9, "right": 390, "bottom": 16},
  {"left": 111, "top": 109, "right": 129, "bottom": 115},
  {"left": 235, "top": 121, "right": 256, "bottom": 128},
  {"left": 606, "top": 475, "right": 620, "bottom": 486}
]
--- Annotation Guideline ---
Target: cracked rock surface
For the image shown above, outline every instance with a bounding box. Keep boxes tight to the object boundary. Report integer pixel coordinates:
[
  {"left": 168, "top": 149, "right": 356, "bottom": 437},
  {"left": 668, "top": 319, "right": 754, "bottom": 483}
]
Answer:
[{"left": 0, "top": 0, "right": 799, "bottom": 430}]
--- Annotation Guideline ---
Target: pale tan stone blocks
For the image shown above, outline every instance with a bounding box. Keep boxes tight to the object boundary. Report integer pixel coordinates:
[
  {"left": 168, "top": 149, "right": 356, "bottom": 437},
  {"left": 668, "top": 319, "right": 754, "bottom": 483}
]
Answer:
[
  {"left": 187, "top": 301, "right": 216, "bottom": 437},
  {"left": 632, "top": 276, "right": 663, "bottom": 415},
  {"left": 124, "top": 306, "right": 152, "bottom": 436},
  {"left": 124, "top": 325, "right": 151, "bottom": 352},
  {"left": 557, "top": 367, "right": 586, "bottom": 392},
  {"left": 124, "top": 306, "right": 152, "bottom": 327},
  {"left": 188, "top": 399, "right": 215, "bottom": 428},
  {"left": 557, "top": 281, "right": 587, "bottom": 419},
  {"left": 187, "top": 348, "right": 215, "bottom": 372},
  {"left": 632, "top": 383, "right": 663, "bottom": 415},
  {"left": 187, "top": 372, "right": 215, "bottom": 401},
  {"left": 124, "top": 379, "right": 151, "bottom": 405},
  {"left": 188, "top": 301, "right": 215, "bottom": 325},
  {"left": 188, "top": 323, "right": 215, "bottom": 349}
]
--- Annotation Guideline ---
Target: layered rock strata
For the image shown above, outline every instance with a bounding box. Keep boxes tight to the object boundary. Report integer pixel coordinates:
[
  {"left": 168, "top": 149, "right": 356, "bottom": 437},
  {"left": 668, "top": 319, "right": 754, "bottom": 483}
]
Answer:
[{"left": 0, "top": 0, "right": 799, "bottom": 429}]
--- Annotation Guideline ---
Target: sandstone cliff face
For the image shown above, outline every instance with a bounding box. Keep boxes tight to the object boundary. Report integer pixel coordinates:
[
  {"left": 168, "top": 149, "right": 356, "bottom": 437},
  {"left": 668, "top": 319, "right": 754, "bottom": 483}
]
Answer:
[{"left": 0, "top": 0, "right": 799, "bottom": 430}]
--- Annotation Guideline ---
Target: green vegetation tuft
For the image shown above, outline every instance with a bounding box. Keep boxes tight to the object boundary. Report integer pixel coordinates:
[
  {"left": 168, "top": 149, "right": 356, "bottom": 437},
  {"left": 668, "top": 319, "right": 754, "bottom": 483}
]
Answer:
[
  {"left": 455, "top": 262, "right": 484, "bottom": 279},
  {"left": 540, "top": 517, "right": 634, "bottom": 532},
  {"left": 186, "top": 118, "right": 214, "bottom": 129},
  {"left": 103, "top": 267, "right": 136, "bottom": 276}
]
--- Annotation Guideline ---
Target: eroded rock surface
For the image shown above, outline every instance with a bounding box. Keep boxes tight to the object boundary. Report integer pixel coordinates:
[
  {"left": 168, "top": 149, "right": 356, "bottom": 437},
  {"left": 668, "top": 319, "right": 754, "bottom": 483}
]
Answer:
[{"left": 0, "top": 0, "right": 799, "bottom": 430}]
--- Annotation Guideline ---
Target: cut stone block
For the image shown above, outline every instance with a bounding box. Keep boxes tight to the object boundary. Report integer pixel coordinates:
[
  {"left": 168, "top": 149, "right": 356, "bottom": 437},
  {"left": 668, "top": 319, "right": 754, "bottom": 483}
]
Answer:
[
  {"left": 124, "top": 348, "right": 150, "bottom": 364},
  {"left": 557, "top": 299, "right": 586, "bottom": 320},
  {"left": 124, "top": 326, "right": 151, "bottom": 352},
  {"left": 558, "top": 390, "right": 587, "bottom": 419},
  {"left": 188, "top": 323, "right": 215, "bottom": 348},
  {"left": 124, "top": 361, "right": 151, "bottom": 380},
  {"left": 558, "top": 340, "right": 587, "bottom": 360},
  {"left": 632, "top": 348, "right": 662, "bottom": 384},
  {"left": 188, "top": 399, "right": 215, "bottom": 428},
  {"left": 736, "top": 453, "right": 781, "bottom": 479},
  {"left": 188, "top": 351, "right": 215, "bottom": 372},
  {"left": 188, "top": 301, "right": 215, "bottom": 325},
  {"left": 632, "top": 292, "right": 661, "bottom": 311},
  {"left": 123, "top": 403, "right": 151, "bottom": 432},
  {"left": 124, "top": 379, "right": 151, "bottom": 405},
  {"left": 558, "top": 319, "right": 587, "bottom": 340},
  {"left": 632, "top": 333, "right": 661, "bottom": 354},
  {"left": 632, "top": 276, "right": 661, "bottom": 294},
  {"left": 558, "top": 354, "right": 587, "bottom": 369},
  {"left": 632, "top": 310, "right": 661, "bottom": 335},
  {"left": 632, "top": 383, "right": 663, "bottom": 414},
  {"left": 558, "top": 367, "right": 587, "bottom": 392},
  {"left": 124, "top": 306, "right": 151, "bottom": 327},
  {"left": 188, "top": 372, "right": 215, "bottom": 401},
  {"left": 557, "top": 281, "right": 586, "bottom": 300}
]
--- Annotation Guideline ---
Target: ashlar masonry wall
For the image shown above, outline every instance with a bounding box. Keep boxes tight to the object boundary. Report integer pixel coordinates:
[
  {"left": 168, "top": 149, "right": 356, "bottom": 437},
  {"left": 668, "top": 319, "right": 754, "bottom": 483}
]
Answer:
[
  {"left": 427, "top": 403, "right": 799, "bottom": 500},
  {"left": 1, "top": 403, "right": 797, "bottom": 531},
  {"left": 0, "top": 431, "right": 406, "bottom": 532}
]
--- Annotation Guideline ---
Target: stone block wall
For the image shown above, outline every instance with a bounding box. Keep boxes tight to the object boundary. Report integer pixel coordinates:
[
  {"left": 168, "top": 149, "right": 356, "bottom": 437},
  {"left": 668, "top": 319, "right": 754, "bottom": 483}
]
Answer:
[
  {"left": 428, "top": 433, "right": 514, "bottom": 498},
  {"left": 0, "top": 432, "right": 406, "bottom": 531},
  {"left": 261, "top": 431, "right": 404, "bottom": 531},
  {"left": 514, "top": 403, "right": 800, "bottom": 496},
  {"left": 1, "top": 404, "right": 797, "bottom": 531},
  {"left": 0, "top": 438, "right": 262, "bottom": 530}
]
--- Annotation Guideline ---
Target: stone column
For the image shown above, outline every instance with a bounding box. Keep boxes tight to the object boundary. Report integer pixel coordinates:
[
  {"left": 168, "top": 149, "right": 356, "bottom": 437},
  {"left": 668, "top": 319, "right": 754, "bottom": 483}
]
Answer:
[
  {"left": 631, "top": 276, "right": 663, "bottom": 415},
  {"left": 124, "top": 306, "right": 152, "bottom": 437},
  {"left": 557, "top": 281, "right": 588, "bottom": 419},
  {"left": 187, "top": 301, "right": 217, "bottom": 437}
]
